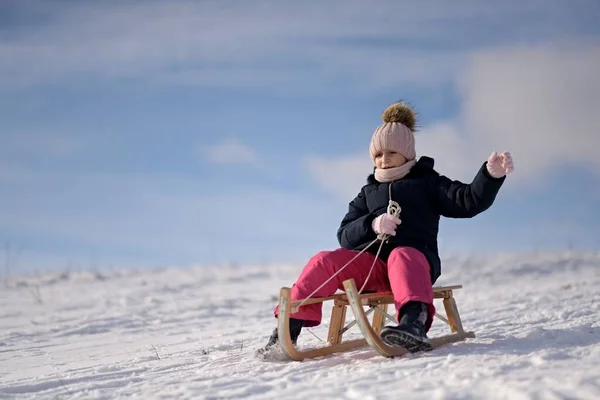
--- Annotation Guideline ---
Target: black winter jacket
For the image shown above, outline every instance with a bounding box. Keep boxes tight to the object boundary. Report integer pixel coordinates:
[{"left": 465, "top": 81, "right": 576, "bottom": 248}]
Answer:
[{"left": 336, "top": 156, "right": 505, "bottom": 284}]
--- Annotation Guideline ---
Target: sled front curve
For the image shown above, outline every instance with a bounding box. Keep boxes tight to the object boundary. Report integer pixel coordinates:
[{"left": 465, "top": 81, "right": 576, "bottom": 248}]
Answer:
[
  {"left": 343, "top": 278, "right": 476, "bottom": 358},
  {"left": 342, "top": 279, "right": 410, "bottom": 357},
  {"left": 277, "top": 287, "right": 367, "bottom": 361}
]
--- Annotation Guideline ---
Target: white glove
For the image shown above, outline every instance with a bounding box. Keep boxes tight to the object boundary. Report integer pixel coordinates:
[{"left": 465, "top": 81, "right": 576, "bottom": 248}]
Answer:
[{"left": 371, "top": 214, "right": 401, "bottom": 236}]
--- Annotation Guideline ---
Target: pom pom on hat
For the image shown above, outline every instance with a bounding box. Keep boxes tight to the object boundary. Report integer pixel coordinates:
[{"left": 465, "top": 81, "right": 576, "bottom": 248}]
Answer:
[
  {"left": 369, "top": 101, "right": 417, "bottom": 163},
  {"left": 381, "top": 102, "right": 417, "bottom": 131}
]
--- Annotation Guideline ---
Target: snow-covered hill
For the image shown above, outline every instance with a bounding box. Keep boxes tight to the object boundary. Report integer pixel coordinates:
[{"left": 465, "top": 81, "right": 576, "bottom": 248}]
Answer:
[{"left": 1, "top": 251, "right": 599, "bottom": 399}]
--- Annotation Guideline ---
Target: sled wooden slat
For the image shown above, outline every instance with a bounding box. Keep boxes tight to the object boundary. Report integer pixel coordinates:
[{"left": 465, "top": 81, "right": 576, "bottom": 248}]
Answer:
[{"left": 289, "top": 285, "right": 463, "bottom": 313}]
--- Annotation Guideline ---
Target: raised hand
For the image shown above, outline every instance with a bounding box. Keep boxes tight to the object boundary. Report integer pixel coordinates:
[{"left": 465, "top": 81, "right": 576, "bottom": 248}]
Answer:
[{"left": 486, "top": 151, "right": 514, "bottom": 178}]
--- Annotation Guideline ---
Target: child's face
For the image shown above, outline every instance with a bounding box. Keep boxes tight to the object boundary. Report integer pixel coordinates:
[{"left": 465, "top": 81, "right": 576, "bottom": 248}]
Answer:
[{"left": 374, "top": 149, "right": 407, "bottom": 169}]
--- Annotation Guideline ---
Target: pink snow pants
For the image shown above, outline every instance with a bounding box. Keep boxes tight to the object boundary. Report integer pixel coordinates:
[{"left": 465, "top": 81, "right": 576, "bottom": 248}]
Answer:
[{"left": 274, "top": 246, "right": 436, "bottom": 332}]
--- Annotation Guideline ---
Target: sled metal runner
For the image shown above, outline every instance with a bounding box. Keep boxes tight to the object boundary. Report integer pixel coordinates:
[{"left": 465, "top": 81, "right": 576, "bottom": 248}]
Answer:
[{"left": 277, "top": 279, "right": 475, "bottom": 361}]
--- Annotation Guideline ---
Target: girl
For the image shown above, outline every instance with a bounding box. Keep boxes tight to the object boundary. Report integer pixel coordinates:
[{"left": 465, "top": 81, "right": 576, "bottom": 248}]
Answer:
[{"left": 257, "top": 101, "right": 514, "bottom": 355}]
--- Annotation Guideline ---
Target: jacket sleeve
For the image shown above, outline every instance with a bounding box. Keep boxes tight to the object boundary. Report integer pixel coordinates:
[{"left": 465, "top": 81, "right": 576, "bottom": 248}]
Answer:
[
  {"left": 434, "top": 162, "right": 505, "bottom": 218},
  {"left": 337, "top": 188, "right": 378, "bottom": 249}
]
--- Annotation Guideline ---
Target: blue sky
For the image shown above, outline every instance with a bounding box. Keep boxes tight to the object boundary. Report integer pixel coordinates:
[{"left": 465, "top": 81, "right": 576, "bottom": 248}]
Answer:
[{"left": 1, "top": 0, "right": 599, "bottom": 273}]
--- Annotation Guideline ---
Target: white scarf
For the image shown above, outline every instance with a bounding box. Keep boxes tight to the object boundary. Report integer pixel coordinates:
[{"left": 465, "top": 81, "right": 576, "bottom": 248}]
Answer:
[{"left": 374, "top": 159, "right": 417, "bottom": 183}]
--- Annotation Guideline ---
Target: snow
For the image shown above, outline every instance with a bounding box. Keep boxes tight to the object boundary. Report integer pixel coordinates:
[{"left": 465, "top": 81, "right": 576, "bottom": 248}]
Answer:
[{"left": 1, "top": 251, "right": 599, "bottom": 399}]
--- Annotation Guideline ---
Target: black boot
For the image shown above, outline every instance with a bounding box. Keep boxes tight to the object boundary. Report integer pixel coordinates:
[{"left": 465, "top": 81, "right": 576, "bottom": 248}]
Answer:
[
  {"left": 255, "top": 318, "right": 304, "bottom": 356},
  {"left": 380, "top": 301, "right": 433, "bottom": 353}
]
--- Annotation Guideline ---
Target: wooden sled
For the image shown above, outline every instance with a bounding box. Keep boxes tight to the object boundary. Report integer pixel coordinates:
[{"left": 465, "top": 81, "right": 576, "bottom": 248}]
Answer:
[{"left": 277, "top": 279, "right": 476, "bottom": 361}]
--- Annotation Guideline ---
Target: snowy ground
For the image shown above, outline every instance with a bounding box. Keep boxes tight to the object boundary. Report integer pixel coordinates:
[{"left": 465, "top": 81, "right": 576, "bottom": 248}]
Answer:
[{"left": 1, "top": 251, "right": 599, "bottom": 399}]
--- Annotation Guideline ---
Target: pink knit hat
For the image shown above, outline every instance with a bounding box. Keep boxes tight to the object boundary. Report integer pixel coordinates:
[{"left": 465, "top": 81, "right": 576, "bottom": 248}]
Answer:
[{"left": 369, "top": 102, "right": 417, "bottom": 163}]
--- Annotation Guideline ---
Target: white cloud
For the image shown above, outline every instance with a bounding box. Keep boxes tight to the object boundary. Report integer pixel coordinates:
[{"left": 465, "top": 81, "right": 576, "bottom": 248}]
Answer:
[
  {"left": 306, "top": 40, "right": 600, "bottom": 197},
  {"left": 456, "top": 41, "right": 600, "bottom": 183},
  {"left": 303, "top": 154, "right": 373, "bottom": 200},
  {"left": 200, "top": 138, "right": 261, "bottom": 166},
  {"left": 0, "top": 1, "right": 587, "bottom": 92}
]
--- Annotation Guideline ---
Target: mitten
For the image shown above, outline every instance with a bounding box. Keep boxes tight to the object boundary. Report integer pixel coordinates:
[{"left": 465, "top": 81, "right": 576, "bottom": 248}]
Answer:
[
  {"left": 486, "top": 151, "right": 514, "bottom": 178},
  {"left": 372, "top": 214, "right": 401, "bottom": 236}
]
